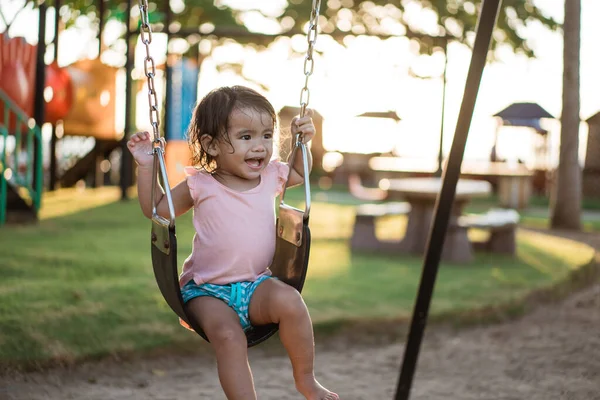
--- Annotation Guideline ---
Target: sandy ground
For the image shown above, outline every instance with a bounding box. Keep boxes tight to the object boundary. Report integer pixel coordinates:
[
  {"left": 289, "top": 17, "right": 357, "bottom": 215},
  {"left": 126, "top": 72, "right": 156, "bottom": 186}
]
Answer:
[{"left": 2, "top": 229, "right": 599, "bottom": 400}]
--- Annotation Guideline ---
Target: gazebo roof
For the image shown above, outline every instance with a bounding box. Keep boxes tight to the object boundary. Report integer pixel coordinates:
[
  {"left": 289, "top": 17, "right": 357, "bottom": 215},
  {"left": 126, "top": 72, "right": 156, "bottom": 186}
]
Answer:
[
  {"left": 494, "top": 102, "right": 554, "bottom": 120},
  {"left": 493, "top": 102, "right": 554, "bottom": 134},
  {"left": 356, "top": 111, "right": 401, "bottom": 121},
  {"left": 586, "top": 112, "right": 600, "bottom": 123}
]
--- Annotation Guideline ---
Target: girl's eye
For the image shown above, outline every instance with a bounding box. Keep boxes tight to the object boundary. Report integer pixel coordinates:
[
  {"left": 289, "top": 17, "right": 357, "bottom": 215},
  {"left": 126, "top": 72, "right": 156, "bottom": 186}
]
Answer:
[
  {"left": 264, "top": 133, "right": 273, "bottom": 139},
  {"left": 241, "top": 135, "right": 251, "bottom": 140}
]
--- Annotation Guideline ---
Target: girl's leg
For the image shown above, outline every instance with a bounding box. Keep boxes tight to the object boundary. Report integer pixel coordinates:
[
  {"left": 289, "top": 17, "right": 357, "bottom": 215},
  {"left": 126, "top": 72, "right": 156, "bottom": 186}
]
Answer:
[
  {"left": 249, "top": 279, "right": 339, "bottom": 400},
  {"left": 186, "top": 296, "right": 256, "bottom": 400}
]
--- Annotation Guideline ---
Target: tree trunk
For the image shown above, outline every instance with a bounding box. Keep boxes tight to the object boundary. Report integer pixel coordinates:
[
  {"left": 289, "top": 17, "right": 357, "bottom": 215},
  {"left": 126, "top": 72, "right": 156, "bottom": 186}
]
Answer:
[{"left": 551, "top": 0, "right": 582, "bottom": 230}]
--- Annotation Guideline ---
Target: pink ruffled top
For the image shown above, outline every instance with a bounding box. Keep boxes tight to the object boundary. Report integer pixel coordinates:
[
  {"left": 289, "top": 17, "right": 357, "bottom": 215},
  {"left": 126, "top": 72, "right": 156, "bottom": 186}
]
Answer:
[{"left": 178, "top": 160, "right": 290, "bottom": 286}]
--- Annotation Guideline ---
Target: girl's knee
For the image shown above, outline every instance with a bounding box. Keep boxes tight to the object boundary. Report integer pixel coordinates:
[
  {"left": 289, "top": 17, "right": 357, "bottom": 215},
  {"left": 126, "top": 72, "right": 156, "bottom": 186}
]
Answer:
[
  {"left": 207, "top": 324, "right": 246, "bottom": 347},
  {"left": 250, "top": 280, "right": 308, "bottom": 324},
  {"left": 273, "top": 285, "right": 307, "bottom": 318}
]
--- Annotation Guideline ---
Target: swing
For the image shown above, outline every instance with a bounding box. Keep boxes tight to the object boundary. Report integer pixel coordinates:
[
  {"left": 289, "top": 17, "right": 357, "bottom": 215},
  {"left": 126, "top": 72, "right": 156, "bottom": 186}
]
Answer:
[{"left": 137, "top": 0, "right": 322, "bottom": 347}]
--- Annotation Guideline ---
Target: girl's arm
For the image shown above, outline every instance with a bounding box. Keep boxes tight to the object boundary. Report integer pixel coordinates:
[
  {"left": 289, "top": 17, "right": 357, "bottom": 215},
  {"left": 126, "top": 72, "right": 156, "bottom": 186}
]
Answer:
[
  {"left": 286, "top": 110, "right": 315, "bottom": 188},
  {"left": 128, "top": 132, "right": 194, "bottom": 219},
  {"left": 136, "top": 166, "right": 193, "bottom": 219}
]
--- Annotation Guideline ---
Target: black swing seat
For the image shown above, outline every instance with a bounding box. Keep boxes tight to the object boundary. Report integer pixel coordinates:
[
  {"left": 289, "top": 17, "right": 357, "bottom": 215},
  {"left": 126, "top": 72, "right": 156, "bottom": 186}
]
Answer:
[{"left": 151, "top": 203, "right": 311, "bottom": 348}]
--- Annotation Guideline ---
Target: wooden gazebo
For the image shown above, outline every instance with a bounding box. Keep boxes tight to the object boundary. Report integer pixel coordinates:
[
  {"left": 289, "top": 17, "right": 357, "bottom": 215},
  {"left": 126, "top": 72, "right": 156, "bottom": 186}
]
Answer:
[{"left": 492, "top": 102, "right": 555, "bottom": 194}]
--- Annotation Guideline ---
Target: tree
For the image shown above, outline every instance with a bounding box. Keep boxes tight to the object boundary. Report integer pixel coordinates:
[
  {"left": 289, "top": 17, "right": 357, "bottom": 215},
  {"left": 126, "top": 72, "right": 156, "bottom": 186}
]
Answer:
[
  {"left": 39, "top": 1, "right": 558, "bottom": 56},
  {"left": 26, "top": 0, "right": 240, "bottom": 31},
  {"left": 283, "top": 0, "right": 559, "bottom": 55},
  {"left": 551, "top": 0, "right": 581, "bottom": 230}
]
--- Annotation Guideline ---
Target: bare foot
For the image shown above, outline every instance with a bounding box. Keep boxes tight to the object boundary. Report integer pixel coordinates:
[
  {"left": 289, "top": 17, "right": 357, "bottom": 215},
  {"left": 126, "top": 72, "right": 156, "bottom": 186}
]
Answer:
[{"left": 295, "top": 375, "right": 339, "bottom": 400}]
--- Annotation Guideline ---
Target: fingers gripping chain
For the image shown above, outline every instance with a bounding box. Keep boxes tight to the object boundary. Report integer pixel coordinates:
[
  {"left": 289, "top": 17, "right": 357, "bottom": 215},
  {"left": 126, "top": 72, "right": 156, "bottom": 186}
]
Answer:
[{"left": 147, "top": 137, "right": 166, "bottom": 156}]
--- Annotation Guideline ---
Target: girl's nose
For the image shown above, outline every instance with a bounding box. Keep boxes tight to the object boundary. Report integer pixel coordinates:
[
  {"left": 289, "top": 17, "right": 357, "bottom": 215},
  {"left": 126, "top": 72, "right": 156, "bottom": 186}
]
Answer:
[{"left": 253, "top": 141, "right": 267, "bottom": 153}]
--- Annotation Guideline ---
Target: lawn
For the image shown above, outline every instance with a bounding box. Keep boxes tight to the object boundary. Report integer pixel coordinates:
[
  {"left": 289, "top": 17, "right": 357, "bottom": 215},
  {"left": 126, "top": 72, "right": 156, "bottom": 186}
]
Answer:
[{"left": 0, "top": 187, "right": 595, "bottom": 369}]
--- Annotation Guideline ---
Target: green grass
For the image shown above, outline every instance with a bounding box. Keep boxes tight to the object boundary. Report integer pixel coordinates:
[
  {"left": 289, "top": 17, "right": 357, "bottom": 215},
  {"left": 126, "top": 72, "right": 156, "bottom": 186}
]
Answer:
[
  {"left": 525, "top": 194, "right": 600, "bottom": 211},
  {"left": 302, "top": 203, "right": 596, "bottom": 321},
  {"left": 0, "top": 187, "right": 595, "bottom": 369}
]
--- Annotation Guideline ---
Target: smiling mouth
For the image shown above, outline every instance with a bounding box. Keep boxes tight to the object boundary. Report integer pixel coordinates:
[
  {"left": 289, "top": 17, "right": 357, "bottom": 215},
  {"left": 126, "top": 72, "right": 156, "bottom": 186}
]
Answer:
[{"left": 245, "top": 157, "right": 264, "bottom": 169}]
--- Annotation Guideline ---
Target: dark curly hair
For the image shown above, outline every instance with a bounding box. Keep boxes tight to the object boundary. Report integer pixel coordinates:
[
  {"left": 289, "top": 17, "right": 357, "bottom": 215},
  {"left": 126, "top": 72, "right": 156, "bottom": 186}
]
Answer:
[{"left": 187, "top": 86, "right": 278, "bottom": 172}]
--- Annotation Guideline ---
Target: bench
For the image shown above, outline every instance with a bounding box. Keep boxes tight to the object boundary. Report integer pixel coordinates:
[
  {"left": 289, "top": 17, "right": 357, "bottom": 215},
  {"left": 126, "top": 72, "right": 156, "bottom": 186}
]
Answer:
[
  {"left": 456, "top": 208, "right": 520, "bottom": 255},
  {"left": 348, "top": 173, "right": 388, "bottom": 201},
  {"left": 350, "top": 202, "right": 411, "bottom": 251}
]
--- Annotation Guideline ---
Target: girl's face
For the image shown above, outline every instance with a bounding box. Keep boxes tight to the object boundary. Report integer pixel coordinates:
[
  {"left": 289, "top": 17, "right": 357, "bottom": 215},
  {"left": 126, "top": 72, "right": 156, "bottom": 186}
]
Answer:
[{"left": 213, "top": 107, "right": 274, "bottom": 185}]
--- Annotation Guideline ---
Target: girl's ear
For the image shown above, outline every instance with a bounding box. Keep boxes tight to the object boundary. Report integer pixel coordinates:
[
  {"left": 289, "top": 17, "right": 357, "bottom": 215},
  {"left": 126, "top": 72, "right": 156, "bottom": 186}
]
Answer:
[{"left": 200, "top": 134, "right": 219, "bottom": 157}]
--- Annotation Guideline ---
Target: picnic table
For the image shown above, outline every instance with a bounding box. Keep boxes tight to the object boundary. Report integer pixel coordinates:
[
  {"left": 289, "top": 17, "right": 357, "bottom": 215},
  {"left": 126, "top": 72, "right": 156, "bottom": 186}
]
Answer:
[
  {"left": 369, "top": 157, "right": 533, "bottom": 209},
  {"left": 360, "top": 177, "right": 492, "bottom": 263}
]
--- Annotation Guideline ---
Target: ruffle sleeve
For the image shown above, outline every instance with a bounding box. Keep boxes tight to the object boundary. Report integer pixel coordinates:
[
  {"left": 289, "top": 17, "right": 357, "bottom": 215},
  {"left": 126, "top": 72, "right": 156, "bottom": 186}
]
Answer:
[
  {"left": 271, "top": 160, "right": 290, "bottom": 196},
  {"left": 184, "top": 166, "right": 203, "bottom": 203}
]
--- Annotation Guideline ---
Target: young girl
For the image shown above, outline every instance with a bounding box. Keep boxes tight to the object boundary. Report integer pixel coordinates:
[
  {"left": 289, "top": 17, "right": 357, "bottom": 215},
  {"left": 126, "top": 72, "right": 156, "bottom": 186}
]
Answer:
[{"left": 127, "top": 86, "right": 339, "bottom": 400}]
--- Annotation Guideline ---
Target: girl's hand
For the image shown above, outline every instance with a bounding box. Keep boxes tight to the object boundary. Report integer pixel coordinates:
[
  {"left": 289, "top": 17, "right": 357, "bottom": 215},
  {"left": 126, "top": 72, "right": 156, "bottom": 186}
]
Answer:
[
  {"left": 126, "top": 131, "right": 154, "bottom": 168},
  {"left": 291, "top": 109, "right": 316, "bottom": 144}
]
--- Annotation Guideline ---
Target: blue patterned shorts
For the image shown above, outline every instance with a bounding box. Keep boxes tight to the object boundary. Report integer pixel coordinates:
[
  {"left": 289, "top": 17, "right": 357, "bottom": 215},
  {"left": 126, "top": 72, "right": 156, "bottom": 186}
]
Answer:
[{"left": 181, "top": 275, "right": 272, "bottom": 331}]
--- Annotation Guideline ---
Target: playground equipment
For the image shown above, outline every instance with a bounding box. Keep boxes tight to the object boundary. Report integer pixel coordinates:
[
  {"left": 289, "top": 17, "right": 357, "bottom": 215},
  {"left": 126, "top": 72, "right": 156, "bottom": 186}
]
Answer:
[
  {"left": 0, "top": 31, "right": 121, "bottom": 136},
  {"left": 0, "top": 87, "right": 43, "bottom": 225},
  {"left": 140, "top": 0, "right": 320, "bottom": 347},
  {"left": 0, "top": 33, "right": 119, "bottom": 137},
  {"left": 164, "top": 57, "right": 199, "bottom": 184},
  {"left": 0, "top": 33, "right": 43, "bottom": 225},
  {"left": 0, "top": 34, "right": 37, "bottom": 130},
  {"left": 0, "top": 26, "right": 122, "bottom": 223},
  {"left": 44, "top": 62, "right": 73, "bottom": 124},
  {"left": 54, "top": 59, "right": 121, "bottom": 188},
  {"left": 61, "top": 59, "right": 120, "bottom": 140}
]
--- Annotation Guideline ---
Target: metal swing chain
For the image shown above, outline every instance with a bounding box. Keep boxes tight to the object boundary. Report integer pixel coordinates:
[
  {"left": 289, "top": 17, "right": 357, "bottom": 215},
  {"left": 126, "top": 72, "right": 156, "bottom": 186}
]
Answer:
[
  {"left": 298, "top": 0, "right": 321, "bottom": 120},
  {"left": 138, "top": 0, "right": 176, "bottom": 226},
  {"left": 138, "top": 0, "right": 160, "bottom": 143},
  {"left": 280, "top": 0, "right": 321, "bottom": 220},
  {"left": 139, "top": 0, "right": 320, "bottom": 136}
]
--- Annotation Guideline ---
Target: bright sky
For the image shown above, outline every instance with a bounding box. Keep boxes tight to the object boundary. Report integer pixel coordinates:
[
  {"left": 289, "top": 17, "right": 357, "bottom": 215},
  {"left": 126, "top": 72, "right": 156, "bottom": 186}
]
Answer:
[{"left": 1, "top": 0, "right": 599, "bottom": 167}]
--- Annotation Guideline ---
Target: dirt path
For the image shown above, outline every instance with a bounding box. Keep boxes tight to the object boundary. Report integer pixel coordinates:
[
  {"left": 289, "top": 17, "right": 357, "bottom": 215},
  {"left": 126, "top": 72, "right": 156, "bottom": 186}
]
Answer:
[{"left": 2, "top": 229, "right": 599, "bottom": 400}]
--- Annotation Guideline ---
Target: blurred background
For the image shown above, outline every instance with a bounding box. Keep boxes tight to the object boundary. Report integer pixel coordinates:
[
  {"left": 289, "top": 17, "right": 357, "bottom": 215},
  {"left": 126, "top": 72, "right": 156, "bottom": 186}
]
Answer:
[{"left": 1, "top": 0, "right": 599, "bottom": 226}]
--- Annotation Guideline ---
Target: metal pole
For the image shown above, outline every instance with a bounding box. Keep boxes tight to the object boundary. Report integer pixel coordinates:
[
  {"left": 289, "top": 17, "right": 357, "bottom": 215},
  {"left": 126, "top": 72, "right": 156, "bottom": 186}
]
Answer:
[
  {"left": 120, "top": 0, "right": 134, "bottom": 200},
  {"left": 435, "top": 40, "right": 449, "bottom": 177},
  {"left": 93, "top": 0, "right": 106, "bottom": 188},
  {"left": 49, "top": 0, "right": 61, "bottom": 191},
  {"left": 393, "top": 1, "right": 502, "bottom": 399},
  {"left": 33, "top": 2, "right": 47, "bottom": 196},
  {"left": 98, "top": 0, "right": 105, "bottom": 54}
]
